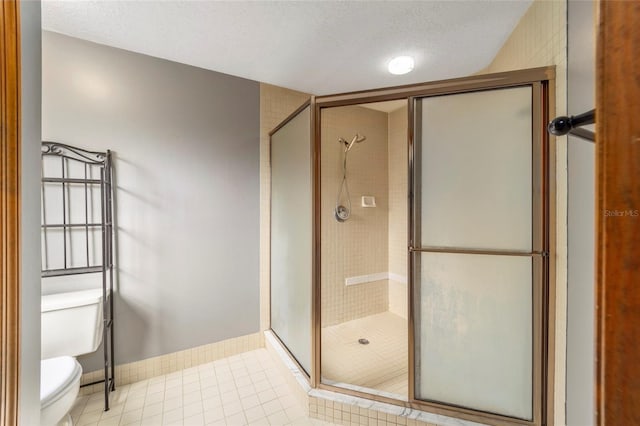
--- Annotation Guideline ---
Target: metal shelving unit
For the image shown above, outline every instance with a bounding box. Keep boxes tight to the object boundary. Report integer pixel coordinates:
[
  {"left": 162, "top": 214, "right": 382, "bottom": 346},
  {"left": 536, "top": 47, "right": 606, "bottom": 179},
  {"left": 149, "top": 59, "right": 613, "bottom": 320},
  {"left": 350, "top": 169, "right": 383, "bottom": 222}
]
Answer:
[{"left": 41, "top": 141, "right": 115, "bottom": 411}]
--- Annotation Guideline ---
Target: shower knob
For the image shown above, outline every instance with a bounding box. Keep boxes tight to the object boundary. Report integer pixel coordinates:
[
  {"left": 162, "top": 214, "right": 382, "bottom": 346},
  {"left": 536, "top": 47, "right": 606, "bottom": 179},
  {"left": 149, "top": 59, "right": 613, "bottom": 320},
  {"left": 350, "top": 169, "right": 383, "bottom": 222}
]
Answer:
[{"left": 335, "top": 205, "right": 350, "bottom": 222}]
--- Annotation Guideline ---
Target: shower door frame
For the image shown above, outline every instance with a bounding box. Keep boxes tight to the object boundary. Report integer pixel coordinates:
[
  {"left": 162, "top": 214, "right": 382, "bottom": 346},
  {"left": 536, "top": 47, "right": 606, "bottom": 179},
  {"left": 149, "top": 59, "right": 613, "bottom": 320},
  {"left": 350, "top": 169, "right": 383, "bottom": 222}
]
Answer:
[
  {"left": 268, "top": 97, "right": 318, "bottom": 386},
  {"left": 311, "top": 66, "right": 556, "bottom": 426}
]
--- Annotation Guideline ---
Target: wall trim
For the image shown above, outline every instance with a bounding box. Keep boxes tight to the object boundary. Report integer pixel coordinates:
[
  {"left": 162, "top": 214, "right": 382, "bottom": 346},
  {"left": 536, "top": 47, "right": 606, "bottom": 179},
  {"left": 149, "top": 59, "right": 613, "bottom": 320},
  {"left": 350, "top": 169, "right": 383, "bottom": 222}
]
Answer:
[
  {"left": 388, "top": 272, "right": 407, "bottom": 284},
  {"left": 345, "top": 272, "right": 407, "bottom": 286},
  {"left": 79, "top": 332, "right": 264, "bottom": 395},
  {"left": 0, "top": 1, "right": 22, "bottom": 425}
]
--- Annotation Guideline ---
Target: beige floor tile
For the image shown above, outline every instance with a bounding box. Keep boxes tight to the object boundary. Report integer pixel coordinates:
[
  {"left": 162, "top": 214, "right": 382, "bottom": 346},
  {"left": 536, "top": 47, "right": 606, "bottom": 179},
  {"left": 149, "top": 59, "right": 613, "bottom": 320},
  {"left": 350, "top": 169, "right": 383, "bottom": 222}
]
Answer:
[
  {"left": 84, "top": 399, "right": 108, "bottom": 415},
  {"left": 244, "top": 405, "right": 266, "bottom": 423},
  {"left": 165, "top": 387, "right": 184, "bottom": 401},
  {"left": 261, "top": 399, "right": 283, "bottom": 417},
  {"left": 140, "top": 414, "right": 162, "bottom": 426},
  {"left": 266, "top": 410, "right": 289, "bottom": 426},
  {"left": 164, "top": 397, "right": 184, "bottom": 413},
  {"left": 184, "top": 401, "right": 204, "bottom": 417},
  {"left": 202, "top": 396, "right": 223, "bottom": 412},
  {"left": 74, "top": 350, "right": 337, "bottom": 426},
  {"left": 284, "top": 405, "right": 306, "bottom": 421},
  {"left": 100, "top": 404, "right": 124, "bottom": 420},
  {"left": 322, "top": 312, "right": 408, "bottom": 398},
  {"left": 201, "top": 386, "right": 220, "bottom": 399},
  {"left": 142, "top": 402, "right": 163, "bottom": 419},
  {"left": 184, "top": 413, "right": 205, "bottom": 426},
  {"left": 184, "top": 390, "right": 203, "bottom": 405},
  {"left": 184, "top": 381, "right": 202, "bottom": 394},
  {"left": 257, "top": 389, "right": 277, "bottom": 404},
  {"left": 145, "top": 391, "right": 165, "bottom": 405},
  {"left": 240, "top": 394, "right": 261, "bottom": 410},
  {"left": 203, "top": 408, "right": 225, "bottom": 424},
  {"left": 124, "top": 396, "right": 146, "bottom": 413},
  {"left": 163, "top": 406, "right": 184, "bottom": 423},
  {"left": 119, "top": 408, "right": 143, "bottom": 425},
  {"left": 222, "top": 400, "right": 244, "bottom": 417},
  {"left": 253, "top": 380, "right": 271, "bottom": 393},
  {"left": 77, "top": 410, "right": 103, "bottom": 426},
  {"left": 97, "top": 416, "right": 122, "bottom": 426},
  {"left": 225, "top": 411, "right": 247, "bottom": 426}
]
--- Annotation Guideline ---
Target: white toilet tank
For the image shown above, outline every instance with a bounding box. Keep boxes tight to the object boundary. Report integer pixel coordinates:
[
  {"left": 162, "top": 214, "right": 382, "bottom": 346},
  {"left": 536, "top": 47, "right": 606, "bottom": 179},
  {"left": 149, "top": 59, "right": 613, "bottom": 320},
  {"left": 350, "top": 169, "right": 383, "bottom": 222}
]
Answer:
[{"left": 41, "top": 289, "right": 104, "bottom": 359}]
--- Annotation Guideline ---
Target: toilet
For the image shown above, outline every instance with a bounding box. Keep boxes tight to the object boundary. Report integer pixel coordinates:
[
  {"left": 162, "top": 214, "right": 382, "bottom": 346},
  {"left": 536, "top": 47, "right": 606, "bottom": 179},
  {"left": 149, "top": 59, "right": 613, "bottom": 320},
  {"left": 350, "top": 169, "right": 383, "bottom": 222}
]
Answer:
[{"left": 40, "top": 289, "right": 104, "bottom": 426}]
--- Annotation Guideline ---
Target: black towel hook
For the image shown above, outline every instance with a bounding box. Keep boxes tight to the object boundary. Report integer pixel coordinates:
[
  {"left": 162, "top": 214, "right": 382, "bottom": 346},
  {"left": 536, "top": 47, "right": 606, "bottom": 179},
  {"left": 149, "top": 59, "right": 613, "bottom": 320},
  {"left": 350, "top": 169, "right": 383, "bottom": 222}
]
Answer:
[{"left": 548, "top": 109, "right": 595, "bottom": 142}]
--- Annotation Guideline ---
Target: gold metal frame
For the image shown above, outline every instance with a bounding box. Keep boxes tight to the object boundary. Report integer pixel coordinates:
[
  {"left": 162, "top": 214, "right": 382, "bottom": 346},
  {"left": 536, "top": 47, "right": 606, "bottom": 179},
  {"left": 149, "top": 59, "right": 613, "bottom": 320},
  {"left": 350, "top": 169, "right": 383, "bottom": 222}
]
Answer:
[
  {"left": 403, "top": 81, "right": 547, "bottom": 425},
  {"left": 269, "top": 67, "right": 556, "bottom": 426}
]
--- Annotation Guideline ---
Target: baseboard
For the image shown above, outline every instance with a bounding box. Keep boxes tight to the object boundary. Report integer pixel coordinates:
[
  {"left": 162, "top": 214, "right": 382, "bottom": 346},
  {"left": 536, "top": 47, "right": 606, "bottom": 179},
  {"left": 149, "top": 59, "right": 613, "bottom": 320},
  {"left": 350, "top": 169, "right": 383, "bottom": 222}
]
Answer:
[{"left": 79, "top": 331, "right": 264, "bottom": 395}]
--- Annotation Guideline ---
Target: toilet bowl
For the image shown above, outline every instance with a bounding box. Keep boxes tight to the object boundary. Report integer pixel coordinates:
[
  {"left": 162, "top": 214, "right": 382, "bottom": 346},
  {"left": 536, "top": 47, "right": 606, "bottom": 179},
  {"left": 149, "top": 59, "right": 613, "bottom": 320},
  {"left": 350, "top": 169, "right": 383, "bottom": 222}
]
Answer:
[
  {"left": 40, "top": 356, "right": 82, "bottom": 426},
  {"left": 40, "top": 289, "right": 104, "bottom": 426}
]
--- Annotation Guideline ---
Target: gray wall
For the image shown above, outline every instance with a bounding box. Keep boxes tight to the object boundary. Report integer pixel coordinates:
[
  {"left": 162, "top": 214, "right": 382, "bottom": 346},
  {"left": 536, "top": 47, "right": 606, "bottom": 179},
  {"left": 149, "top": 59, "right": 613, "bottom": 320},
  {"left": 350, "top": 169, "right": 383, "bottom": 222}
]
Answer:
[
  {"left": 567, "top": 1, "right": 596, "bottom": 425},
  {"left": 42, "top": 31, "right": 260, "bottom": 371},
  {"left": 20, "top": 2, "right": 42, "bottom": 424}
]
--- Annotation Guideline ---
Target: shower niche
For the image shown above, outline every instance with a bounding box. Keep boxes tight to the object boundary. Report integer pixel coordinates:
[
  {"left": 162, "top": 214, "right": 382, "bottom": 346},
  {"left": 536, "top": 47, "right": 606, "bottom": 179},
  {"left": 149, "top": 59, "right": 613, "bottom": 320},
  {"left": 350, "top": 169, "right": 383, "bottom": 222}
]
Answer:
[{"left": 269, "top": 67, "right": 555, "bottom": 426}]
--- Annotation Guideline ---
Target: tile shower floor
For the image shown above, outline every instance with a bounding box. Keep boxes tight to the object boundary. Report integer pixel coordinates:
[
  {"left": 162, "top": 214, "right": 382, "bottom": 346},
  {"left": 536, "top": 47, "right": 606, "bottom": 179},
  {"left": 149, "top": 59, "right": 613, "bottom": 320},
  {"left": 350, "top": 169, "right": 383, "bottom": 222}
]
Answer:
[
  {"left": 322, "top": 312, "right": 408, "bottom": 398},
  {"left": 70, "top": 349, "right": 335, "bottom": 426}
]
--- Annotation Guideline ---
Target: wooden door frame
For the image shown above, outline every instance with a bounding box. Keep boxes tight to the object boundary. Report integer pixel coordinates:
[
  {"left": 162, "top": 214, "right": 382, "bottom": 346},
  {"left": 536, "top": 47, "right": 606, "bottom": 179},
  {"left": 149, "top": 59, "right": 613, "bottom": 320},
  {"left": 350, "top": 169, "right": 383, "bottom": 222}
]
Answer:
[
  {"left": 595, "top": 1, "right": 640, "bottom": 425},
  {"left": 0, "top": 0, "right": 21, "bottom": 425}
]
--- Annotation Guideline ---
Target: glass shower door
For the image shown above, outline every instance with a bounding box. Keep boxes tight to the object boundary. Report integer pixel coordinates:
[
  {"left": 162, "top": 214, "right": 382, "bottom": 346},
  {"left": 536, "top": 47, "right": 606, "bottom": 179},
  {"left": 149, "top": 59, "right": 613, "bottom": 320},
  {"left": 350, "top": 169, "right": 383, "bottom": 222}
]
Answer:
[
  {"left": 270, "top": 102, "right": 313, "bottom": 374},
  {"left": 411, "top": 86, "right": 545, "bottom": 421}
]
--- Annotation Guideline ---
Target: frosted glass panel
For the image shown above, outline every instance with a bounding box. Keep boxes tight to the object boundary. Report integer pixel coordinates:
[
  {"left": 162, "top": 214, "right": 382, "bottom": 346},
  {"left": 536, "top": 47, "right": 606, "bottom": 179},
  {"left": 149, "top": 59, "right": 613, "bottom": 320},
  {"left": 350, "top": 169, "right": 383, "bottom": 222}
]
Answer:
[
  {"left": 416, "top": 252, "right": 532, "bottom": 419},
  {"left": 270, "top": 105, "right": 312, "bottom": 374},
  {"left": 419, "top": 87, "right": 532, "bottom": 251}
]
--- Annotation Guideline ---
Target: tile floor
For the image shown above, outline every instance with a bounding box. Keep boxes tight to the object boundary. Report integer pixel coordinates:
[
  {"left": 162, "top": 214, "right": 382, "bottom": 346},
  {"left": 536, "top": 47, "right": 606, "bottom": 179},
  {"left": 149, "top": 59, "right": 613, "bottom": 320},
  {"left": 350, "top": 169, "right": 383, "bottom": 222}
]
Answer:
[
  {"left": 321, "top": 312, "right": 408, "bottom": 398},
  {"left": 70, "top": 349, "right": 335, "bottom": 426}
]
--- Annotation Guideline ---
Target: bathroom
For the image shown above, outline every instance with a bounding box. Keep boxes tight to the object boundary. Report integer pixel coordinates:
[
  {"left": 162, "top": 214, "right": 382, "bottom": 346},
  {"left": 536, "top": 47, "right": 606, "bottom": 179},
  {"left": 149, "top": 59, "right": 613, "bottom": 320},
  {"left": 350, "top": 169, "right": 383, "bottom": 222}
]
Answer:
[{"left": 1, "top": 1, "right": 610, "bottom": 426}]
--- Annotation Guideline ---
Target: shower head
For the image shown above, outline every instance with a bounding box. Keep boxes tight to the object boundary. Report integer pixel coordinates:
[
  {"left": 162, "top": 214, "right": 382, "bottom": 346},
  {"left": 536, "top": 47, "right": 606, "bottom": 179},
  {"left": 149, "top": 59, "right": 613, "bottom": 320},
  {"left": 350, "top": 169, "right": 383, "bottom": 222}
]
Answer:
[
  {"left": 346, "top": 133, "right": 366, "bottom": 152},
  {"left": 338, "top": 134, "right": 367, "bottom": 153},
  {"left": 353, "top": 134, "right": 367, "bottom": 144}
]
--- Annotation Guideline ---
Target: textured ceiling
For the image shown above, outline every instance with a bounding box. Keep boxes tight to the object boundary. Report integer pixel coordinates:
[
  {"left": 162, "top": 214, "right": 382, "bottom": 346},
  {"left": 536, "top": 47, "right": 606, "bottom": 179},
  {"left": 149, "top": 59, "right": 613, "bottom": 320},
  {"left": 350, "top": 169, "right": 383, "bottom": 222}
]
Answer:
[{"left": 41, "top": 1, "right": 532, "bottom": 96}]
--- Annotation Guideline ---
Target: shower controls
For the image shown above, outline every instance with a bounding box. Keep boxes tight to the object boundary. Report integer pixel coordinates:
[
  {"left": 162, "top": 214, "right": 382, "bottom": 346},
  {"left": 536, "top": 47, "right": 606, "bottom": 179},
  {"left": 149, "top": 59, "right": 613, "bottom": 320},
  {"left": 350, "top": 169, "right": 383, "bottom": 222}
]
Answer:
[{"left": 335, "top": 205, "right": 350, "bottom": 222}]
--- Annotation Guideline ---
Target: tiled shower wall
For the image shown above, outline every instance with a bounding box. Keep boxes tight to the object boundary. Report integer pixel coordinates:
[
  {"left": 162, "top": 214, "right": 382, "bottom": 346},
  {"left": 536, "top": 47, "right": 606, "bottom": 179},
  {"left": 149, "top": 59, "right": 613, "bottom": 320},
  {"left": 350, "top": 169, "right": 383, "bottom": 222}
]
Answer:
[
  {"left": 387, "top": 105, "right": 408, "bottom": 320},
  {"left": 321, "top": 106, "right": 389, "bottom": 327}
]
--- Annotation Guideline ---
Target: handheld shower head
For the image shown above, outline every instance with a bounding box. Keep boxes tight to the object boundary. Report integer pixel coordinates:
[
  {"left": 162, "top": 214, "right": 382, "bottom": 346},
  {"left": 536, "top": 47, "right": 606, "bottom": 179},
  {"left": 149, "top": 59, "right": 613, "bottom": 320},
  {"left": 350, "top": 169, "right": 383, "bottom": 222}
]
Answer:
[
  {"left": 346, "top": 134, "right": 366, "bottom": 151},
  {"left": 334, "top": 133, "right": 366, "bottom": 223}
]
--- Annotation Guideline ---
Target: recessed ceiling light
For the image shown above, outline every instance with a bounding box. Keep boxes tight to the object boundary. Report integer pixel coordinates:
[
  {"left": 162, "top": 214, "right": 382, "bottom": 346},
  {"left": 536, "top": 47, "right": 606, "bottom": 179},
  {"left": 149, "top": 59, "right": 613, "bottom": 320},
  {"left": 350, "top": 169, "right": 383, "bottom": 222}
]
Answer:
[{"left": 388, "top": 56, "right": 414, "bottom": 75}]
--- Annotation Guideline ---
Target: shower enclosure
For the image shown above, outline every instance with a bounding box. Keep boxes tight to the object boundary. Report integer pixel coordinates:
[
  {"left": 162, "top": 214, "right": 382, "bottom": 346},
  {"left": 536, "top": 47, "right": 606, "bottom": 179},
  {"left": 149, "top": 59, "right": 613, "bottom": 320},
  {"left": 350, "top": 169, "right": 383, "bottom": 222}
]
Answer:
[
  {"left": 269, "top": 67, "right": 555, "bottom": 426},
  {"left": 320, "top": 100, "right": 409, "bottom": 400}
]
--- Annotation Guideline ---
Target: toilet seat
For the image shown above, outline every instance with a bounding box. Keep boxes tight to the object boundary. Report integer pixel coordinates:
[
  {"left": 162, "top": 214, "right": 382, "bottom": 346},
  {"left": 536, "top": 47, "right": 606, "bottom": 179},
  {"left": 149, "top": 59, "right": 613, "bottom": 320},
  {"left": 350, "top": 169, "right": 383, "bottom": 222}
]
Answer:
[
  {"left": 41, "top": 356, "right": 82, "bottom": 408},
  {"left": 40, "top": 356, "right": 82, "bottom": 426}
]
